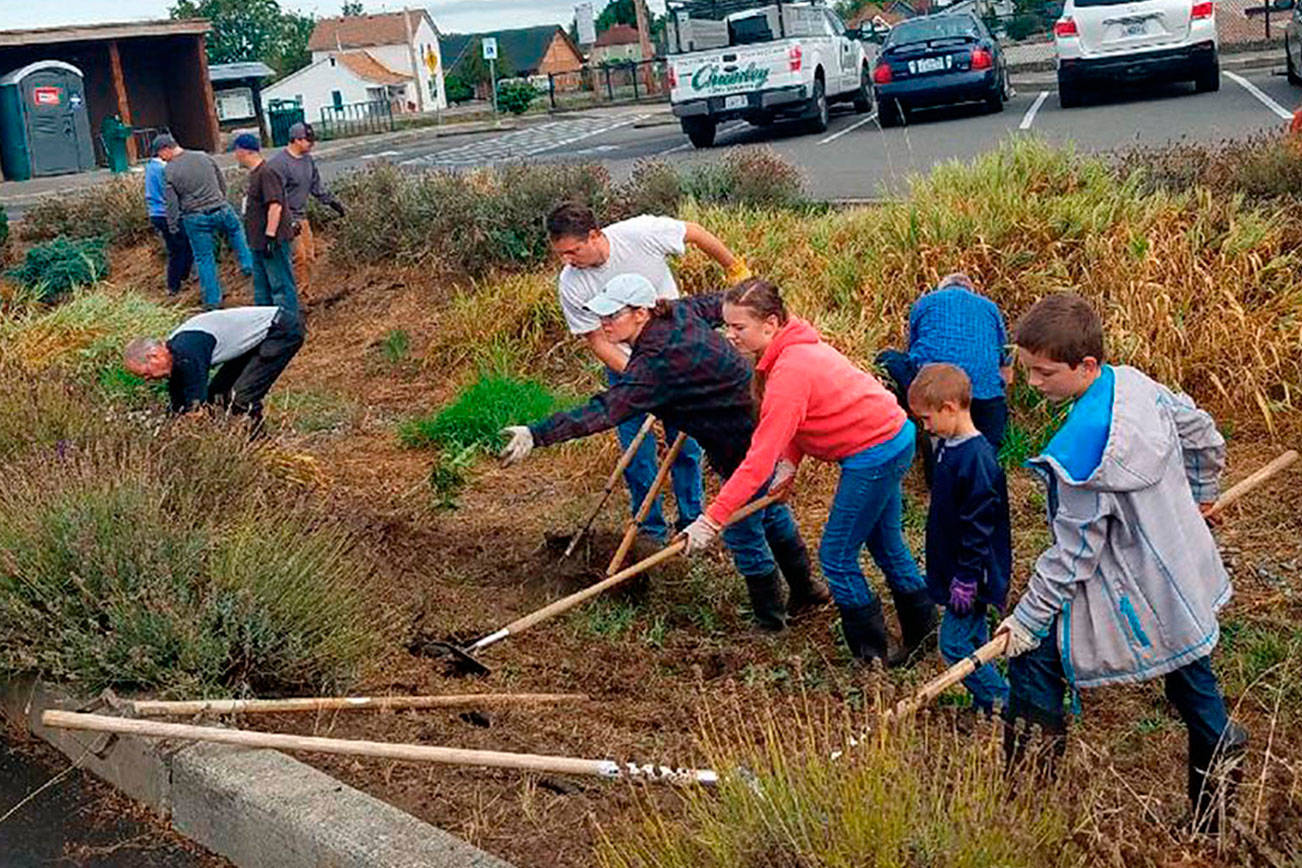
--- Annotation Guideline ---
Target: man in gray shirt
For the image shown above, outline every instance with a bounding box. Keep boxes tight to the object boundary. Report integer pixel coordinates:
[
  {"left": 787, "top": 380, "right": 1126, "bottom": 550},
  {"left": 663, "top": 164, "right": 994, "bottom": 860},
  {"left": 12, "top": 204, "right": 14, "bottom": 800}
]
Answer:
[
  {"left": 156, "top": 134, "right": 252, "bottom": 310},
  {"left": 266, "top": 123, "right": 345, "bottom": 300}
]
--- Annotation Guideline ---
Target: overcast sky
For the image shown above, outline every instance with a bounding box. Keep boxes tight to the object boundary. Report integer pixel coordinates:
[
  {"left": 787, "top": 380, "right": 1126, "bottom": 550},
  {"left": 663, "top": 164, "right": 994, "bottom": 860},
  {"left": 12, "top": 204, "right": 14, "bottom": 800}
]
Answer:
[{"left": 0, "top": 0, "right": 667, "bottom": 33}]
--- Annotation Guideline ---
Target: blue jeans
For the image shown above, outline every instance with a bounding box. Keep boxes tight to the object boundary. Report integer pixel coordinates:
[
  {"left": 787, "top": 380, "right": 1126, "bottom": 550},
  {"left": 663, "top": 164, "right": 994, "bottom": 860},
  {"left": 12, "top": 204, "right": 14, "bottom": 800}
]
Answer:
[
  {"left": 940, "top": 606, "right": 1009, "bottom": 712},
  {"left": 818, "top": 438, "right": 926, "bottom": 609},
  {"left": 252, "top": 239, "right": 299, "bottom": 318},
  {"left": 181, "top": 205, "right": 253, "bottom": 307},
  {"left": 1006, "top": 617, "right": 1229, "bottom": 754},
  {"left": 606, "top": 369, "right": 703, "bottom": 541},
  {"left": 720, "top": 486, "right": 801, "bottom": 579}
]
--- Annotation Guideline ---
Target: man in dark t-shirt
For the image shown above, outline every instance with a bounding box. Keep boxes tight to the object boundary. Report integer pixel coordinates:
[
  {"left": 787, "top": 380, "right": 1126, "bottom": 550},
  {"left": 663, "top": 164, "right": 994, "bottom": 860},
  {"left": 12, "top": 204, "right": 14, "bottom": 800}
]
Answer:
[
  {"left": 232, "top": 133, "right": 299, "bottom": 318},
  {"left": 123, "top": 307, "right": 304, "bottom": 427}
]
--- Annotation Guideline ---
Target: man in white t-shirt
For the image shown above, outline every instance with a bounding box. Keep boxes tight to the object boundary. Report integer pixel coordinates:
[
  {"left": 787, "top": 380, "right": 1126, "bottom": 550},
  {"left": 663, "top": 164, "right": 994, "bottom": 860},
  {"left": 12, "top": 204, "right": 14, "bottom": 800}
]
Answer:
[{"left": 546, "top": 202, "right": 751, "bottom": 542}]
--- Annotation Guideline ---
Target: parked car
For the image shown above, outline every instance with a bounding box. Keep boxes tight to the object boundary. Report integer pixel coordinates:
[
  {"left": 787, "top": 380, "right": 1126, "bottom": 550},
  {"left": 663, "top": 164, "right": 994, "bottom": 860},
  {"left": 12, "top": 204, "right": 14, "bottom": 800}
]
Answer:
[
  {"left": 667, "top": 1, "right": 876, "bottom": 148},
  {"left": 871, "top": 12, "right": 1010, "bottom": 127},
  {"left": 1286, "top": 0, "right": 1302, "bottom": 84},
  {"left": 1052, "top": 0, "right": 1219, "bottom": 107}
]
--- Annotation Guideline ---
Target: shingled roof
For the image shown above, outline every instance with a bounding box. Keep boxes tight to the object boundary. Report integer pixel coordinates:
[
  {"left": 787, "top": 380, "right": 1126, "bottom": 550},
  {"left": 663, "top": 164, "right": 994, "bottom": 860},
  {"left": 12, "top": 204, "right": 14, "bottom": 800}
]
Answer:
[
  {"left": 308, "top": 9, "right": 434, "bottom": 52},
  {"left": 336, "top": 51, "right": 412, "bottom": 84},
  {"left": 440, "top": 25, "right": 578, "bottom": 75},
  {"left": 594, "top": 24, "right": 640, "bottom": 47}
]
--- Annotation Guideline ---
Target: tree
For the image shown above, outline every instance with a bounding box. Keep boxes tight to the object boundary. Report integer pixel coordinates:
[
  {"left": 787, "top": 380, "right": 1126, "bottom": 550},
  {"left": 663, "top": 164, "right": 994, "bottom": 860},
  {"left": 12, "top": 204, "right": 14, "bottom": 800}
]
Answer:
[
  {"left": 595, "top": 0, "right": 666, "bottom": 46},
  {"left": 456, "top": 45, "right": 515, "bottom": 87},
  {"left": 170, "top": 0, "right": 315, "bottom": 77},
  {"left": 341, "top": 0, "right": 363, "bottom": 14}
]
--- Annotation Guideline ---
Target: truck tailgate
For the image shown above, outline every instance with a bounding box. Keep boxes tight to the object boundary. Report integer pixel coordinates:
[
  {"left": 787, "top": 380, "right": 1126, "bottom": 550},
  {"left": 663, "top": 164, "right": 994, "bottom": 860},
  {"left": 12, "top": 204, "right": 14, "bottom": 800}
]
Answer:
[{"left": 670, "top": 42, "right": 801, "bottom": 103}]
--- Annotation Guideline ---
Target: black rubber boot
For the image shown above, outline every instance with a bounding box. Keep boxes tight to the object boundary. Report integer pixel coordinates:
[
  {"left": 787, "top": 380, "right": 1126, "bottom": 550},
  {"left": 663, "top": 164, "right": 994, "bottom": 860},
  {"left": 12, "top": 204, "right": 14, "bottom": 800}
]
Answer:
[
  {"left": 887, "top": 587, "right": 939, "bottom": 668},
  {"left": 768, "top": 534, "right": 831, "bottom": 617},
  {"left": 743, "top": 569, "right": 788, "bottom": 632},
  {"left": 839, "top": 599, "right": 890, "bottom": 664},
  {"left": 1187, "top": 722, "right": 1249, "bottom": 835}
]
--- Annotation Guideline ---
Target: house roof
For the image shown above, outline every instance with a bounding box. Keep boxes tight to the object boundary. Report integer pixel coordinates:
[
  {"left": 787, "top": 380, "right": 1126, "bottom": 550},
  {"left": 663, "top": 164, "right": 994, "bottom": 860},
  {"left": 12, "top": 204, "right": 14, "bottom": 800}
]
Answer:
[
  {"left": 440, "top": 25, "right": 578, "bottom": 74},
  {"left": 0, "top": 18, "right": 210, "bottom": 47},
  {"left": 848, "top": 5, "right": 906, "bottom": 27},
  {"left": 336, "top": 50, "right": 412, "bottom": 84},
  {"left": 594, "top": 24, "right": 640, "bottom": 47},
  {"left": 308, "top": 9, "right": 434, "bottom": 52},
  {"left": 208, "top": 61, "right": 276, "bottom": 82}
]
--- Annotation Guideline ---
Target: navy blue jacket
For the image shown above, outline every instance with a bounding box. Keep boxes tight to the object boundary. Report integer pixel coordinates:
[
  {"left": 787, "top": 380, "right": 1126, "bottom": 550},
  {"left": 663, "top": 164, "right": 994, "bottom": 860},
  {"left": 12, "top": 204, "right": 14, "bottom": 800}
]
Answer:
[{"left": 925, "top": 434, "right": 1012, "bottom": 610}]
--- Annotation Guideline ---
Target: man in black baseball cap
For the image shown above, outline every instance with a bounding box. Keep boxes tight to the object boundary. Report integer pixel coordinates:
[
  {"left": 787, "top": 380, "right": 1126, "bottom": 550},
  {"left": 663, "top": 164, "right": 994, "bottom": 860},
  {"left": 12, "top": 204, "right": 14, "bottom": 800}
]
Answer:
[
  {"left": 266, "top": 121, "right": 344, "bottom": 301},
  {"left": 232, "top": 133, "right": 299, "bottom": 318}
]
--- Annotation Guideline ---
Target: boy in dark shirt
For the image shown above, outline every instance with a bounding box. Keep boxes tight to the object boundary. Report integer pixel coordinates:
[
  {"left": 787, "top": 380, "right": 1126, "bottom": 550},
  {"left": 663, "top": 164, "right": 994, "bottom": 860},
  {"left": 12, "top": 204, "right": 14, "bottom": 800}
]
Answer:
[
  {"left": 231, "top": 133, "right": 299, "bottom": 318},
  {"left": 908, "top": 363, "right": 1011, "bottom": 713},
  {"left": 123, "top": 306, "right": 303, "bottom": 426}
]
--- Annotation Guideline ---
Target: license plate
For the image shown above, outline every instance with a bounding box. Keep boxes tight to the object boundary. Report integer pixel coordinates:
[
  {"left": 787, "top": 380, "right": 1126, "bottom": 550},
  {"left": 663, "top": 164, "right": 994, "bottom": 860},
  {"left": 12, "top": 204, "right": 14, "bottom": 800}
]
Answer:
[
  {"left": 908, "top": 55, "right": 953, "bottom": 75},
  {"left": 725, "top": 95, "right": 747, "bottom": 110},
  {"left": 1125, "top": 21, "right": 1146, "bottom": 35}
]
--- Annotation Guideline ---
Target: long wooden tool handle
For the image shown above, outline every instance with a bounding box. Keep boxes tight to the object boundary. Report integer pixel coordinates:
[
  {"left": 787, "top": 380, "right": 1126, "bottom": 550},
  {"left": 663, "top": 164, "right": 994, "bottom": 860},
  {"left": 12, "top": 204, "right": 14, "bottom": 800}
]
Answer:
[
  {"left": 607, "top": 431, "right": 688, "bottom": 575},
  {"left": 129, "top": 692, "right": 589, "bottom": 717},
  {"left": 903, "top": 633, "right": 1010, "bottom": 714},
  {"left": 1205, "top": 449, "right": 1298, "bottom": 519},
  {"left": 563, "top": 416, "right": 657, "bottom": 559},
  {"left": 41, "top": 711, "right": 717, "bottom": 785},
  {"left": 481, "top": 493, "right": 782, "bottom": 649}
]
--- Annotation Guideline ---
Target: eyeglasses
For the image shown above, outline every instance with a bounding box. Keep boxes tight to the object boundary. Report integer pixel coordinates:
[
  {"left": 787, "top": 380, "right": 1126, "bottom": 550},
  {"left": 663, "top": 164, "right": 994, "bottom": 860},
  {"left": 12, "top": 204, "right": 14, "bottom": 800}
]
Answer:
[{"left": 598, "top": 307, "right": 631, "bottom": 324}]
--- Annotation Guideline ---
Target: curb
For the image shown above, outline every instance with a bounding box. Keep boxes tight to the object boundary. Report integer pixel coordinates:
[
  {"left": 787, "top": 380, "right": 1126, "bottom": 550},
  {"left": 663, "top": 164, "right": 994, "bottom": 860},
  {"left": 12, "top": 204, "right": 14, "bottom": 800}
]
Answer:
[{"left": 1, "top": 679, "right": 515, "bottom": 868}]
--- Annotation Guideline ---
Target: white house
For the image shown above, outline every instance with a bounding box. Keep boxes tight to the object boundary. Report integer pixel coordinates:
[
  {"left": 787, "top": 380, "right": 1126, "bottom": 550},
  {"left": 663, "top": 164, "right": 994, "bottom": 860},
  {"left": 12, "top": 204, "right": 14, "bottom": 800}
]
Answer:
[{"left": 263, "top": 9, "right": 446, "bottom": 123}]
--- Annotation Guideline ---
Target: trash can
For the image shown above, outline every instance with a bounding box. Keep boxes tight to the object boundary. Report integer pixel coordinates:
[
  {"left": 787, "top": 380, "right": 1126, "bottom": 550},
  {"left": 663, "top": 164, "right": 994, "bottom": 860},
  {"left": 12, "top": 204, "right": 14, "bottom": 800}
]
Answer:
[
  {"left": 267, "top": 100, "right": 305, "bottom": 147},
  {"left": 100, "top": 114, "right": 133, "bottom": 173}
]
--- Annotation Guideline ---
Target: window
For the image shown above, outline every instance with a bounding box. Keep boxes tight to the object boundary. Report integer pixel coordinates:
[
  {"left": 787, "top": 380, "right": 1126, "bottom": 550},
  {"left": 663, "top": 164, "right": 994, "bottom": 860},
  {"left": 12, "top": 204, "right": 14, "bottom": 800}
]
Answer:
[
  {"left": 366, "top": 86, "right": 386, "bottom": 102},
  {"left": 214, "top": 86, "right": 255, "bottom": 121},
  {"left": 332, "top": 90, "right": 344, "bottom": 109}
]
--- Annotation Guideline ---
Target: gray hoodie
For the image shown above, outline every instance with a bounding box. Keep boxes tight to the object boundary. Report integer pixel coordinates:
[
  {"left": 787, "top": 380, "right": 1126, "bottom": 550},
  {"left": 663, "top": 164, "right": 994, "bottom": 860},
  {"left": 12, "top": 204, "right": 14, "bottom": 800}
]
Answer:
[{"left": 1013, "top": 365, "right": 1230, "bottom": 689}]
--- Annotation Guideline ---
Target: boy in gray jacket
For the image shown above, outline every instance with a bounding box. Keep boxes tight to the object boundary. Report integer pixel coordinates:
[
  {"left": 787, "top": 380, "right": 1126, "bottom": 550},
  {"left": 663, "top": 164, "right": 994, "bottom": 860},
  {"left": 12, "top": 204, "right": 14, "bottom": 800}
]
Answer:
[{"left": 997, "top": 293, "right": 1246, "bottom": 831}]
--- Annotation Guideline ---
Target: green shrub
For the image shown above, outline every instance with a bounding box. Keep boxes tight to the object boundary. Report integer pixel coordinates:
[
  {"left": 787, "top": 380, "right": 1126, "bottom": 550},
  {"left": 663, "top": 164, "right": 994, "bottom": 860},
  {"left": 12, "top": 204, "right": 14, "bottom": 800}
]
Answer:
[
  {"left": 0, "top": 202, "right": 9, "bottom": 255},
  {"left": 611, "top": 159, "right": 683, "bottom": 221},
  {"left": 20, "top": 175, "right": 152, "bottom": 245},
  {"left": 1004, "top": 12, "right": 1044, "bottom": 40},
  {"left": 445, "top": 72, "right": 475, "bottom": 104},
  {"left": 496, "top": 79, "right": 539, "bottom": 115},
  {"left": 682, "top": 146, "right": 806, "bottom": 209},
  {"left": 6, "top": 237, "right": 110, "bottom": 299},
  {"left": 398, "top": 372, "right": 565, "bottom": 452},
  {"left": 0, "top": 428, "right": 382, "bottom": 696}
]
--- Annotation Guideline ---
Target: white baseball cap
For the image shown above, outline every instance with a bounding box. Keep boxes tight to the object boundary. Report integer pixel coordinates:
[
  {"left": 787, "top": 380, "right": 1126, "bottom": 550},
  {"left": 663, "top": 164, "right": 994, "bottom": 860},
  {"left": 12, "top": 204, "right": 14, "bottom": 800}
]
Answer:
[{"left": 584, "top": 273, "right": 658, "bottom": 317}]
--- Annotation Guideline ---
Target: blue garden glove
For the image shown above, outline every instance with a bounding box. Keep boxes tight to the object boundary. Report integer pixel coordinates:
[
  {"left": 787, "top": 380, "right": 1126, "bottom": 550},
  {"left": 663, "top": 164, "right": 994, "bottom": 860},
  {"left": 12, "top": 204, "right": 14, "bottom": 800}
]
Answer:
[{"left": 948, "top": 576, "right": 978, "bottom": 615}]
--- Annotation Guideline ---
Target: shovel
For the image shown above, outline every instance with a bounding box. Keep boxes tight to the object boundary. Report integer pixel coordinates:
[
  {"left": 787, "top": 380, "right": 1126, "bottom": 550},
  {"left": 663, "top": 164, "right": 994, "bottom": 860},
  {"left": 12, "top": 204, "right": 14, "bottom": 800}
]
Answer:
[
  {"left": 428, "top": 492, "right": 782, "bottom": 676},
  {"left": 561, "top": 415, "right": 657, "bottom": 560}
]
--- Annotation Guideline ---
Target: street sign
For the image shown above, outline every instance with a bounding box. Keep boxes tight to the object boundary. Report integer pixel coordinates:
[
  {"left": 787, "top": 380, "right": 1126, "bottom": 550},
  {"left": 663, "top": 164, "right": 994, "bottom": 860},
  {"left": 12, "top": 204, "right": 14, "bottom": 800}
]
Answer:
[
  {"left": 482, "top": 37, "right": 498, "bottom": 60},
  {"left": 576, "top": 2, "right": 597, "bottom": 45}
]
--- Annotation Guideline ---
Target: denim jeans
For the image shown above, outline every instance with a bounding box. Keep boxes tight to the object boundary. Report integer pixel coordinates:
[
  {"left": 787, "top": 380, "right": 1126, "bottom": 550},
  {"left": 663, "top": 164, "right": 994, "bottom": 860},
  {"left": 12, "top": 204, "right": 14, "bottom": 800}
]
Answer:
[
  {"left": 940, "top": 606, "right": 1009, "bottom": 712},
  {"left": 605, "top": 369, "right": 704, "bottom": 541},
  {"left": 720, "top": 485, "right": 801, "bottom": 578},
  {"left": 150, "top": 215, "right": 193, "bottom": 293},
  {"left": 181, "top": 204, "right": 253, "bottom": 307},
  {"left": 1006, "top": 617, "right": 1230, "bottom": 754},
  {"left": 252, "top": 239, "right": 299, "bottom": 318},
  {"left": 818, "top": 437, "right": 927, "bottom": 609}
]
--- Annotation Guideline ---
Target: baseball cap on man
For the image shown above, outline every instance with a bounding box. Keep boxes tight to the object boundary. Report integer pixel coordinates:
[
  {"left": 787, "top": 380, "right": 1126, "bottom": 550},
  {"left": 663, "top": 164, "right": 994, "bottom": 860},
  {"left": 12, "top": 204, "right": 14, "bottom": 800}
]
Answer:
[
  {"left": 584, "top": 273, "right": 658, "bottom": 317},
  {"left": 151, "top": 133, "right": 178, "bottom": 155},
  {"left": 229, "top": 132, "right": 261, "bottom": 152},
  {"left": 287, "top": 122, "right": 316, "bottom": 142}
]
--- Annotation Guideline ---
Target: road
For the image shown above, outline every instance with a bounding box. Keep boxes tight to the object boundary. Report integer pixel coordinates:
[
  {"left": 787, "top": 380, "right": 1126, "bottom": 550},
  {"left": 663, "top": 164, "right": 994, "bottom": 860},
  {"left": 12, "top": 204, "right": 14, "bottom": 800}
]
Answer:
[{"left": 314, "top": 66, "right": 1300, "bottom": 199}]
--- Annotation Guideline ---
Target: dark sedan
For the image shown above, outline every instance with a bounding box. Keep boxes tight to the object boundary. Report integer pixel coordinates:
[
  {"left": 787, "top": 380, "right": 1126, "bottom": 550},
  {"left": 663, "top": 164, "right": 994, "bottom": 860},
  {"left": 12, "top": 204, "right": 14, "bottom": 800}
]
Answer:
[{"left": 872, "top": 12, "right": 1011, "bottom": 126}]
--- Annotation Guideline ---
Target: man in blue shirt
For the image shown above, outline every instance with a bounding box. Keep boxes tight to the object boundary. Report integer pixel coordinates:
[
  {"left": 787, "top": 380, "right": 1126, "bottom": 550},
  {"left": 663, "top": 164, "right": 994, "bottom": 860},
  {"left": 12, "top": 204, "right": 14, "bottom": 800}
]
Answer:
[
  {"left": 877, "top": 273, "right": 1013, "bottom": 478},
  {"left": 144, "top": 135, "right": 192, "bottom": 295}
]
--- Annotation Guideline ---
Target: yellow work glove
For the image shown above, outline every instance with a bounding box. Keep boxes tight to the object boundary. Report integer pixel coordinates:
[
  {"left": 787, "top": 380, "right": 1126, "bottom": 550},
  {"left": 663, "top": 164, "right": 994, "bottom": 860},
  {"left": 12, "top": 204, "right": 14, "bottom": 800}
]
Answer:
[{"left": 725, "top": 258, "right": 753, "bottom": 285}]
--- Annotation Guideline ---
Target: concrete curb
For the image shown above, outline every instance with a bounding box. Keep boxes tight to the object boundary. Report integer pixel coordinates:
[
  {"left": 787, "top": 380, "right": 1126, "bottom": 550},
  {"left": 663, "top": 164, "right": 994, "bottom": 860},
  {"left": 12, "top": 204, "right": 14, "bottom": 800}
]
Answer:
[{"left": 1, "top": 679, "right": 515, "bottom": 868}]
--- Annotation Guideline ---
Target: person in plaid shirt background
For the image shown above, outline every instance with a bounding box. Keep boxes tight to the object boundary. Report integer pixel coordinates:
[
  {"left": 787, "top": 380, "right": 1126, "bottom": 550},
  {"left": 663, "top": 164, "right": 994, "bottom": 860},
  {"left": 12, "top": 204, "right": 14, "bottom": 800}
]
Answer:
[{"left": 499, "top": 274, "right": 829, "bottom": 632}]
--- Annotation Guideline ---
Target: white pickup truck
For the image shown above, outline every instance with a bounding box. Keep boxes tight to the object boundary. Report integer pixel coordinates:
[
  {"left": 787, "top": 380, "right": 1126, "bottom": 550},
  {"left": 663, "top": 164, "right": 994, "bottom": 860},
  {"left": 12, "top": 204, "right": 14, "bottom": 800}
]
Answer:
[{"left": 666, "top": 0, "right": 877, "bottom": 147}]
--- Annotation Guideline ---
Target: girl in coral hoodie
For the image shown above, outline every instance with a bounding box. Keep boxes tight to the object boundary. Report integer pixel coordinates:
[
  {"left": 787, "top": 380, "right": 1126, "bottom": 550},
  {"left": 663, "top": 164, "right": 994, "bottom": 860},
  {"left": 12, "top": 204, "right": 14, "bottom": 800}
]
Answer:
[{"left": 682, "top": 279, "right": 936, "bottom": 665}]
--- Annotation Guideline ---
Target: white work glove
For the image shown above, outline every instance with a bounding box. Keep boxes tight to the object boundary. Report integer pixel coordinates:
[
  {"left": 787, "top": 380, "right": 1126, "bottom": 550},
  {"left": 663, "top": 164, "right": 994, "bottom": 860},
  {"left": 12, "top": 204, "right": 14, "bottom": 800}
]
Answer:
[
  {"left": 498, "top": 426, "right": 534, "bottom": 466},
  {"left": 681, "top": 515, "right": 721, "bottom": 555},
  {"left": 770, "top": 458, "right": 797, "bottom": 499},
  {"left": 996, "top": 614, "right": 1041, "bottom": 658}
]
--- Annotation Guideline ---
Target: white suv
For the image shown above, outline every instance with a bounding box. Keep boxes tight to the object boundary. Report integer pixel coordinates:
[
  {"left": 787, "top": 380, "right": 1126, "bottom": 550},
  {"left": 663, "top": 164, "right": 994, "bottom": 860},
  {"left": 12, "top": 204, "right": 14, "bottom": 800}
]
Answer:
[{"left": 1052, "top": 0, "right": 1219, "bottom": 107}]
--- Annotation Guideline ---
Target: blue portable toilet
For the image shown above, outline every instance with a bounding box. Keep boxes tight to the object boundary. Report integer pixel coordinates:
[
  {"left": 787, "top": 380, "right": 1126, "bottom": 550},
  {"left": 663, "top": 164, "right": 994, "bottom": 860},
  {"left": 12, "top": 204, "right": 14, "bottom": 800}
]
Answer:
[{"left": 0, "top": 60, "right": 96, "bottom": 181}]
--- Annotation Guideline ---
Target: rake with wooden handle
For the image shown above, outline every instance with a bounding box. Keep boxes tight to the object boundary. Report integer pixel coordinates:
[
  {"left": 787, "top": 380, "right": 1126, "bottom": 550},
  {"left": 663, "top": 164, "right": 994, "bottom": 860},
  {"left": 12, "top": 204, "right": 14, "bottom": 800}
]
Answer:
[
  {"left": 427, "top": 492, "right": 781, "bottom": 676},
  {"left": 561, "top": 415, "right": 657, "bottom": 560},
  {"left": 123, "top": 692, "right": 588, "bottom": 718},
  {"left": 606, "top": 431, "right": 687, "bottom": 575},
  {"left": 1204, "top": 449, "right": 1297, "bottom": 520}
]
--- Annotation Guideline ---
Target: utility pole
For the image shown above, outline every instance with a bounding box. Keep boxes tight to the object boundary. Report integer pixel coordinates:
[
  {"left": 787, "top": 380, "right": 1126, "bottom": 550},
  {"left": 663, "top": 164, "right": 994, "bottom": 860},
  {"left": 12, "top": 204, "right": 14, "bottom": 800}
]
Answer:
[{"left": 633, "top": 0, "right": 656, "bottom": 95}]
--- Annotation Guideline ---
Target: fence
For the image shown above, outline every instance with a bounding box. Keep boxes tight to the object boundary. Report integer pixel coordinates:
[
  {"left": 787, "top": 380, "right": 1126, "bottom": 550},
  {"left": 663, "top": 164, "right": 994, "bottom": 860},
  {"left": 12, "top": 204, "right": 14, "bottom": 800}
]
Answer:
[
  {"left": 545, "top": 59, "right": 671, "bottom": 111},
  {"left": 315, "top": 99, "right": 396, "bottom": 141}
]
